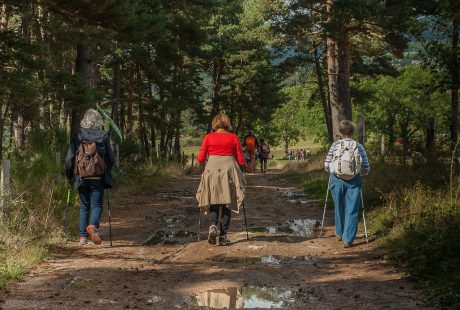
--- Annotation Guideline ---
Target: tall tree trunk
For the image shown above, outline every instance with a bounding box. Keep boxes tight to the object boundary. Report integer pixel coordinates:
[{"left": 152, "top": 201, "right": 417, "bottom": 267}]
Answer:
[
  {"left": 1, "top": 0, "right": 7, "bottom": 31},
  {"left": 326, "top": 0, "right": 352, "bottom": 141},
  {"left": 112, "top": 62, "right": 121, "bottom": 135},
  {"left": 174, "top": 112, "right": 181, "bottom": 157},
  {"left": 451, "top": 18, "right": 459, "bottom": 151},
  {"left": 146, "top": 80, "right": 156, "bottom": 157},
  {"left": 314, "top": 46, "right": 333, "bottom": 143},
  {"left": 207, "top": 59, "right": 223, "bottom": 132},
  {"left": 71, "top": 41, "right": 94, "bottom": 138},
  {"left": 126, "top": 67, "right": 134, "bottom": 137},
  {"left": 137, "top": 67, "right": 149, "bottom": 158}
]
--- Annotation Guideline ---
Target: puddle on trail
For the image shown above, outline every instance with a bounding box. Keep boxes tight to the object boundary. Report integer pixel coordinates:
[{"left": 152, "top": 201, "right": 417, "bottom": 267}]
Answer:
[
  {"left": 278, "top": 188, "right": 308, "bottom": 198},
  {"left": 209, "top": 255, "right": 319, "bottom": 265},
  {"left": 250, "top": 219, "right": 319, "bottom": 238},
  {"left": 192, "top": 286, "right": 300, "bottom": 309},
  {"left": 141, "top": 229, "right": 197, "bottom": 245}
]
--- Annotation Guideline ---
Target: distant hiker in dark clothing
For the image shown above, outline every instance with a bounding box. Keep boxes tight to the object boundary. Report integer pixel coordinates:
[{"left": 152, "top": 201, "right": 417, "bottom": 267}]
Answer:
[
  {"left": 196, "top": 113, "right": 246, "bottom": 246},
  {"left": 259, "top": 139, "right": 270, "bottom": 173},
  {"left": 243, "top": 131, "right": 259, "bottom": 173},
  {"left": 65, "top": 109, "right": 115, "bottom": 246}
]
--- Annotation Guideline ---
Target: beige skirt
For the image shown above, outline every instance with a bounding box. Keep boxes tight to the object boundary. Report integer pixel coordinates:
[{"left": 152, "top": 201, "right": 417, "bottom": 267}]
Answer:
[{"left": 196, "top": 156, "right": 246, "bottom": 214}]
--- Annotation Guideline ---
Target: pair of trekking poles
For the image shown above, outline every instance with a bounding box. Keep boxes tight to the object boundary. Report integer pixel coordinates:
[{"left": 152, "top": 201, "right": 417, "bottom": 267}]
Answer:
[
  {"left": 65, "top": 188, "right": 113, "bottom": 247},
  {"left": 319, "top": 175, "right": 369, "bottom": 244}
]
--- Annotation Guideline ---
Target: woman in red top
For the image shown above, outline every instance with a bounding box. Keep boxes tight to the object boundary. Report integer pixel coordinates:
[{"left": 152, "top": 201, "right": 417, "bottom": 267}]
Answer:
[{"left": 196, "top": 113, "right": 246, "bottom": 246}]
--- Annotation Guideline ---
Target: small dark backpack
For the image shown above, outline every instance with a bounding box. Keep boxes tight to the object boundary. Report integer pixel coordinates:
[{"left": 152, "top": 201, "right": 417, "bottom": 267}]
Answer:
[{"left": 74, "top": 141, "right": 106, "bottom": 178}]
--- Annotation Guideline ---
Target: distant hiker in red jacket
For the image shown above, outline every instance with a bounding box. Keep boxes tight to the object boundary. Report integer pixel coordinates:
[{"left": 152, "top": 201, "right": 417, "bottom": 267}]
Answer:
[
  {"left": 243, "top": 131, "right": 259, "bottom": 173},
  {"left": 196, "top": 113, "right": 246, "bottom": 246}
]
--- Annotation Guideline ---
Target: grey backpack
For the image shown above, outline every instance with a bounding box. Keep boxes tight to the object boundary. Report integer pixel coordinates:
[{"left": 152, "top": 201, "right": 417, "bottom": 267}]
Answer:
[{"left": 329, "top": 140, "right": 362, "bottom": 179}]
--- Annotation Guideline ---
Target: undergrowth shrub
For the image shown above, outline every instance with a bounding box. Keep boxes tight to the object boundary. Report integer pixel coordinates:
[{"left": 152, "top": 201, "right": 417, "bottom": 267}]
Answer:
[
  {"left": 0, "top": 129, "right": 188, "bottom": 289},
  {"left": 283, "top": 155, "right": 459, "bottom": 307}
]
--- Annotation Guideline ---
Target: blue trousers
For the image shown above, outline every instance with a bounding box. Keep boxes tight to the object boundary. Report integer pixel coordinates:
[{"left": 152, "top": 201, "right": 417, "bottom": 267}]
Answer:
[
  {"left": 329, "top": 174, "right": 361, "bottom": 243},
  {"left": 78, "top": 179, "right": 104, "bottom": 237}
]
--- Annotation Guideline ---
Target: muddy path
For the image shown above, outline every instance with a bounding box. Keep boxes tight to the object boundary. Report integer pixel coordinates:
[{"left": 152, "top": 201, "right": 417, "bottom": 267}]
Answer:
[{"left": 0, "top": 170, "right": 433, "bottom": 309}]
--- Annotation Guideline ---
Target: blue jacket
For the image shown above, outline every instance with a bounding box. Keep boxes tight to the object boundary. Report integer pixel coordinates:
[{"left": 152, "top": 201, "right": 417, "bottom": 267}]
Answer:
[{"left": 65, "top": 128, "right": 115, "bottom": 189}]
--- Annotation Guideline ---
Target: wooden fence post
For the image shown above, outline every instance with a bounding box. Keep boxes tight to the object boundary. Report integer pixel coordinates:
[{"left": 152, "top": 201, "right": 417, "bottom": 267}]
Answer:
[
  {"left": 358, "top": 115, "right": 365, "bottom": 146},
  {"left": 55, "top": 152, "right": 61, "bottom": 183},
  {"left": 191, "top": 153, "right": 195, "bottom": 168},
  {"left": 1, "top": 159, "right": 11, "bottom": 218}
]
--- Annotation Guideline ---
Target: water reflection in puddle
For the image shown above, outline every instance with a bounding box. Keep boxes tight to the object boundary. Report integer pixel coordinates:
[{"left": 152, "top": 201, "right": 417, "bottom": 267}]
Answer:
[
  {"left": 209, "top": 255, "right": 319, "bottom": 265},
  {"left": 192, "top": 286, "right": 299, "bottom": 309},
  {"left": 250, "top": 219, "right": 318, "bottom": 237},
  {"left": 141, "top": 229, "right": 197, "bottom": 245}
]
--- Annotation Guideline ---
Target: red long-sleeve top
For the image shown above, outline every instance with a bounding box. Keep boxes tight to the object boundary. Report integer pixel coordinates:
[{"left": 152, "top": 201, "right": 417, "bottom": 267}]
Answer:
[{"left": 198, "top": 132, "right": 245, "bottom": 167}]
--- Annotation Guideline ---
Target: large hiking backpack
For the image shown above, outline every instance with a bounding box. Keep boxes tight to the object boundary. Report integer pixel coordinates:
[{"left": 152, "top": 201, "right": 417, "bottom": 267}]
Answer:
[
  {"left": 261, "top": 143, "right": 270, "bottom": 154},
  {"left": 245, "top": 136, "right": 256, "bottom": 153},
  {"left": 74, "top": 140, "right": 106, "bottom": 178},
  {"left": 329, "top": 140, "right": 362, "bottom": 180}
]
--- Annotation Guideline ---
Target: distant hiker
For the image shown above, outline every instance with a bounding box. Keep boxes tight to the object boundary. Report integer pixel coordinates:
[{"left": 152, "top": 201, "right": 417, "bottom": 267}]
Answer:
[
  {"left": 259, "top": 139, "right": 270, "bottom": 173},
  {"left": 65, "top": 109, "right": 115, "bottom": 246},
  {"left": 196, "top": 113, "right": 246, "bottom": 246},
  {"left": 324, "top": 120, "right": 370, "bottom": 248},
  {"left": 243, "top": 131, "right": 259, "bottom": 173}
]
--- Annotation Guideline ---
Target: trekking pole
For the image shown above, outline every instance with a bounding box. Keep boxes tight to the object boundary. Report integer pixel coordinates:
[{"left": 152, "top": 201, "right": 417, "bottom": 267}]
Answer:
[
  {"left": 319, "top": 175, "right": 331, "bottom": 237},
  {"left": 106, "top": 189, "right": 113, "bottom": 247},
  {"left": 360, "top": 187, "right": 369, "bottom": 245},
  {"left": 242, "top": 201, "right": 249, "bottom": 240},
  {"left": 64, "top": 188, "right": 71, "bottom": 235},
  {"left": 197, "top": 164, "right": 205, "bottom": 242},
  {"left": 198, "top": 213, "right": 201, "bottom": 242}
]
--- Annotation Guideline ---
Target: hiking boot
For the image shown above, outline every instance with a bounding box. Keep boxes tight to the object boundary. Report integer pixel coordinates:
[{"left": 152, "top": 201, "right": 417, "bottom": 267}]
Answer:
[
  {"left": 79, "top": 236, "right": 88, "bottom": 246},
  {"left": 343, "top": 241, "right": 353, "bottom": 248},
  {"left": 218, "top": 235, "right": 229, "bottom": 246},
  {"left": 86, "top": 225, "right": 102, "bottom": 245},
  {"left": 336, "top": 234, "right": 342, "bottom": 241},
  {"left": 208, "top": 225, "right": 218, "bottom": 245}
]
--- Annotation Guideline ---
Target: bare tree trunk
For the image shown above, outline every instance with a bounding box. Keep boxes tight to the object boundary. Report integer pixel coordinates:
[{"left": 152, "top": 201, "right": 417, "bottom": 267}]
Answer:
[
  {"left": 1, "top": 0, "right": 8, "bottom": 31},
  {"left": 451, "top": 18, "right": 459, "bottom": 151},
  {"left": 71, "top": 41, "right": 94, "bottom": 138},
  {"left": 174, "top": 112, "right": 181, "bottom": 157},
  {"left": 314, "top": 46, "right": 333, "bottom": 143},
  {"left": 326, "top": 0, "right": 352, "bottom": 141},
  {"left": 207, "top": 59, "right": 223, "bottom": 132},
  {"left": 126, "top": 67, "right": 134, "bottom": 137},
  {"left": 137, "top": 67, "right": 149, "bottom": 158}
]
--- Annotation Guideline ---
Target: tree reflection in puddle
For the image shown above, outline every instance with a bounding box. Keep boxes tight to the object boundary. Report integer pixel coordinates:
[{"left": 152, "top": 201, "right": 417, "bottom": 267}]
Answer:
[
  {"left": 192, "top": 286, "right": 298, "bottom": 309},
  {"left": 250, "top": 219, "right": 319, "bottom": 238}
]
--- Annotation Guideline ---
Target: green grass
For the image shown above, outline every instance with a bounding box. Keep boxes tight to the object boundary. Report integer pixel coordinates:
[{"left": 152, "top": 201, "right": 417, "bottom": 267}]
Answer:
[
  {"left": 282, "top": 156, "right": 460, "bottom": 308},
  {"left": 182, "top": 137, "right": 323, "bottom": 160},
  {"left": 0, "top": 156, "right": 185, "bottom": 290}
]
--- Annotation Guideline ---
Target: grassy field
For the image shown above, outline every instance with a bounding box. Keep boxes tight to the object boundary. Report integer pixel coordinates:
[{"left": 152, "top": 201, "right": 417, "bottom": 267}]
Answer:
[{"left": 182, "top": 137, "right": 324, "bottom": 160}]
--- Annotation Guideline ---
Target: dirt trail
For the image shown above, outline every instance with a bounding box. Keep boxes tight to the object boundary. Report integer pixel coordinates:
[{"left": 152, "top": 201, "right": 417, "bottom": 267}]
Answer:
[{"left": 0, "top": 170, "right": 433, "bottom": 309}]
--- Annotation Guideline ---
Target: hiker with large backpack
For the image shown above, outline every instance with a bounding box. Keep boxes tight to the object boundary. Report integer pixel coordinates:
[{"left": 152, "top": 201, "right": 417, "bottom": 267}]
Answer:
[
  {"left": 196, "top": 113, "right": 246, "bottom": 246},
  {"left": 65, "top": 109, "right": 115, "bottom": 246},
  {"left": 243, "top": 131, "right": 259, "bottom": 173},
  {"left": 259, "top": 139, "right": 270, "bottom": 173},
  {"left": 324, "top": 120, "right": 370, "bottom": 248}
]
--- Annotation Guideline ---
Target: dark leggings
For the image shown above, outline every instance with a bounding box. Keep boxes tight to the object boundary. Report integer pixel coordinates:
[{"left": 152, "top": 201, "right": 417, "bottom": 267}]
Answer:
[{"left": 209, "top": 204, "right": 232, "bottom": 235}]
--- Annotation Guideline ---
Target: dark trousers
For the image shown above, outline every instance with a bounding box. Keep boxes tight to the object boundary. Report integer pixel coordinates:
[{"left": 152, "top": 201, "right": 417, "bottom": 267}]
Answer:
[
  {"left": 260, "top": 157, "right": 268, "bottom": 172},
  {"left": 209, "top": 204, "right": 231, "bottom": 235},
  {"left": 78, "top": 179, "right": 104, "bottom": 237}
]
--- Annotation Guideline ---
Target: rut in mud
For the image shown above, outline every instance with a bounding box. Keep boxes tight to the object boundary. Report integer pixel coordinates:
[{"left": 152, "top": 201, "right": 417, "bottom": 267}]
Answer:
[{"left": 0, "top": 171, "right": 433, "bottom": 309}]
